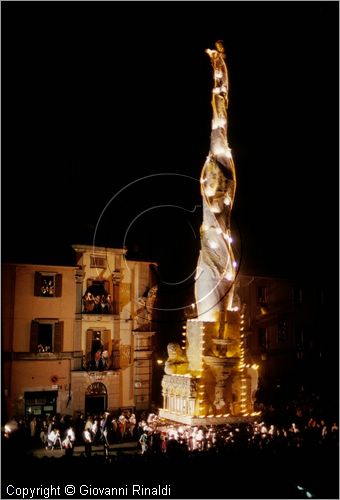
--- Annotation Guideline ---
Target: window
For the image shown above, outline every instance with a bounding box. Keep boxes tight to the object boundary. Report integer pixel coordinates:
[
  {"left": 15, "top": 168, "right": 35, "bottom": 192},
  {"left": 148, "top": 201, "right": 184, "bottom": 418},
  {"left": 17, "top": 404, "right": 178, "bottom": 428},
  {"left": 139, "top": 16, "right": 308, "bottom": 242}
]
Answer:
[
  {"left": 257, "top": 286, "right": 268, "bottom": 305},
  {"left": 34, "top": 272, "right": 62, "bottom": 297},
  {"left": 278, "top": 318, "right": 288, "bottom": 342},
  {"left": 82, "top": 280, "right": 113, "bottom": 314},
  {"left": 85, "top": 329, "right": 111, "bottom": 370},
  {"left": 30, "top": 320, "right": 63, "bottom": 353},
  {"left": 90, "top": 255, "right": 107, "bottom": 269},
  {"left": 258, "top": 327, "right": 268, "bottom": 350},
  {"left": 37, "top": 323, "right": 53, "bottom": 352}
]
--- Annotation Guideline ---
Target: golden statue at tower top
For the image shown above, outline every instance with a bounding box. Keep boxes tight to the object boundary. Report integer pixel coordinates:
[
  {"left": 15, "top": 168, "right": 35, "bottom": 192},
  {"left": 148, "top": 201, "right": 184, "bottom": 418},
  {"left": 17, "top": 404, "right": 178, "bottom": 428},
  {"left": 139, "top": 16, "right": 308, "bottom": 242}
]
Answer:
[{"left": 195, "top": 41, "right": 237, "bottom": 324}]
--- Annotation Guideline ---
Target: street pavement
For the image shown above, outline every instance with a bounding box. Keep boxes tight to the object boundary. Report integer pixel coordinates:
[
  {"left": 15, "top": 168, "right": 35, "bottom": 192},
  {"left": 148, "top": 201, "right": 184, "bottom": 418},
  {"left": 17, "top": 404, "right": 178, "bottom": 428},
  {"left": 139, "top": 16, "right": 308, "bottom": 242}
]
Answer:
[{"left": 31, "top": 441, "right": 138, "bottom": 458}]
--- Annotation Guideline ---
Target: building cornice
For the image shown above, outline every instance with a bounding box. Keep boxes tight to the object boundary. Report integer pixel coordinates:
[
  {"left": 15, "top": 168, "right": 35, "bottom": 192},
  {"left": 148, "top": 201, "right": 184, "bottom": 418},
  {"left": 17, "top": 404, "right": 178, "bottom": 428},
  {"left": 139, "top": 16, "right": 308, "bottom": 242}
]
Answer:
[{"left": 72, "top": 244, "right": 127, "bottom": 256}]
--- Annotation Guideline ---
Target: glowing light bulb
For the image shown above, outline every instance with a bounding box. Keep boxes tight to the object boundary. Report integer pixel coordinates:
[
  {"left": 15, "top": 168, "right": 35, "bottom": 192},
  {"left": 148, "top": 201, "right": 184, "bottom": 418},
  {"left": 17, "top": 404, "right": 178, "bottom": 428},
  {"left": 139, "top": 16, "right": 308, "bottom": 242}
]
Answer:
[
  {"left": 233, "top": 261, "right": 237, "bottom": 268},
  {"left": 208, "top": 240, "right": 218, "bottom": 250},
  {"left": 205, "top": 186, "right": 216, "bottom": 197},
  {"left": 211, "top": 205, "right": 221, "bottom": 214},
  {"left": 223, "top": 233, "right": 233, "bottom": 243},
  {"left": 214, "top": 146, "right": 226, "bottom": 156},
  {"left": 212, "top": 117, "right": 227, "bottom": 130},
  {"left": 224, "top": 196, "right": 231, "bottom": 206},
  {"left": 226, "top": 272, "right": 233, "bottom": 281}
]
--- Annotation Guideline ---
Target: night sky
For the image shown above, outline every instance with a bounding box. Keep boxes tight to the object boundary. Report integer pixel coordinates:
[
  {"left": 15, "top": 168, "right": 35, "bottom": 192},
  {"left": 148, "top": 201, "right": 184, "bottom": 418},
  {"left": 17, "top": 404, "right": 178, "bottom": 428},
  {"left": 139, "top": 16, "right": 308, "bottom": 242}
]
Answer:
[{"left": 3, "top": 2, "right": 339, "bottom": 323}]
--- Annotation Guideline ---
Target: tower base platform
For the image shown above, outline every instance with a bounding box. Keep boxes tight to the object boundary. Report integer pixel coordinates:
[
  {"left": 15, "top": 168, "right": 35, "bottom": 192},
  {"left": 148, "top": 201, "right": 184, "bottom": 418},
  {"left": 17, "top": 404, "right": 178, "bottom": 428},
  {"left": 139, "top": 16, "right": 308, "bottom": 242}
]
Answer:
[{"left": 158, "top": 409, "right": 260, "bottom": 426}]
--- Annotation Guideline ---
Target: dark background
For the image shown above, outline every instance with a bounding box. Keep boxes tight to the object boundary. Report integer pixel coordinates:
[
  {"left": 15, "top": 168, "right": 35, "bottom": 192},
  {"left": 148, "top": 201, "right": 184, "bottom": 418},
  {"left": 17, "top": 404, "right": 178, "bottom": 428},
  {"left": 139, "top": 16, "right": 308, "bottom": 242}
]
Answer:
[{"left": 2, "top": 2, "right": 339, "bottom": 326}]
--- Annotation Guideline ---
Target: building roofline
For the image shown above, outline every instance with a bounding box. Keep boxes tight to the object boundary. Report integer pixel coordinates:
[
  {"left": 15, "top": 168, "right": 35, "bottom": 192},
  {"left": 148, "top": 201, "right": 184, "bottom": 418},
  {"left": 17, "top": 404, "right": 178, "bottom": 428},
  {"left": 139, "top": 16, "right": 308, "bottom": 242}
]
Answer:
[
  {"left": 127, "top": 259, "right": 158, "bottom": 266},
  {"left": 237, "top": 273, "right": 294, "bottom": 282},
  {"left": 2, "top": 263, "right": 77, "bottom": 270},
  {"left": 72, "top": 244, "right": 127, "bottom": 255}
]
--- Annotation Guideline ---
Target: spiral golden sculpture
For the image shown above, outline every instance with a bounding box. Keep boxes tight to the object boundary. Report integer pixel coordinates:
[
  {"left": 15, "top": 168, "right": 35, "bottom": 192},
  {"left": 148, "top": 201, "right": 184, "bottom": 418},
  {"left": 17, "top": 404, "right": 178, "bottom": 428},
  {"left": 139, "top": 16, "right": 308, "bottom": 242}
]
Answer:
[{"left": 195, "top": 41, "right": 237, "bottom": 322}]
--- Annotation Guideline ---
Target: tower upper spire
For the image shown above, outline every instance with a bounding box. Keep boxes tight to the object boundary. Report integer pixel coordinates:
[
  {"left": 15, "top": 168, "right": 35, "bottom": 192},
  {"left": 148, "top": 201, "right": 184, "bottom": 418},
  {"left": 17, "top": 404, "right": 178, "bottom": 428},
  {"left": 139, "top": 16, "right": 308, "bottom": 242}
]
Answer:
[{"left": 195, "top": 42, "right": 237, "bottom": 322}]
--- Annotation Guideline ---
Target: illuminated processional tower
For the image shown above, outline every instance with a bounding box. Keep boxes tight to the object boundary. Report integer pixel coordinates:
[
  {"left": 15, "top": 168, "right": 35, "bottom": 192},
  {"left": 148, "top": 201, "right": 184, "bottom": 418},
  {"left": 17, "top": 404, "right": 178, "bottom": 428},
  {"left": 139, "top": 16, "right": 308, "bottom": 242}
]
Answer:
[{"left": 159, "top": 42, "right": 259, "bottom": 425}]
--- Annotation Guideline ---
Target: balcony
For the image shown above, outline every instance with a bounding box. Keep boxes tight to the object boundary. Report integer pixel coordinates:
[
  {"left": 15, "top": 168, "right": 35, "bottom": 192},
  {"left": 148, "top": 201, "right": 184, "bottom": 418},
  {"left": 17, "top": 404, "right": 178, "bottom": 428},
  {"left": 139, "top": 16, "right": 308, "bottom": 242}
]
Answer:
[{"left": 5, "top": 351, "right": 83, "bottom": 361}]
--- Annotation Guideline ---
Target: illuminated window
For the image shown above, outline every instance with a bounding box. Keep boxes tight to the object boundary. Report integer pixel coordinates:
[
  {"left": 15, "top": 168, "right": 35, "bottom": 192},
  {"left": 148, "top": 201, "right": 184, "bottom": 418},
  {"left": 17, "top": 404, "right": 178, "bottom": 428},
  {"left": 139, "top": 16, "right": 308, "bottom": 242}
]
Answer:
[
  {"left": 34, "top": 272, "right": 62, "bottom": 297},
  {"left": 82, "top": 280, "right": 113, "bottom": 314},
  {"left": 30, "top": 320, "right": 64, "bottom": 353},
  {"left": 37, "top": 324, "right": 53, "bottom": 351},
  {"left": 85, "top": 329, "right": 111, "bottom": 370}
]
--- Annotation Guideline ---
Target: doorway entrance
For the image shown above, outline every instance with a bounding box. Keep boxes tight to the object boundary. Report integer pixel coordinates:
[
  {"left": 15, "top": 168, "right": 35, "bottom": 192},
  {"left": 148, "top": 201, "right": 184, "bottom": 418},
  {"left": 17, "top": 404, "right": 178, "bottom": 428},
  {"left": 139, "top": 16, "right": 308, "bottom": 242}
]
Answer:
[{"left": 85, "top": 382, "right": 107, "bottom": 415}]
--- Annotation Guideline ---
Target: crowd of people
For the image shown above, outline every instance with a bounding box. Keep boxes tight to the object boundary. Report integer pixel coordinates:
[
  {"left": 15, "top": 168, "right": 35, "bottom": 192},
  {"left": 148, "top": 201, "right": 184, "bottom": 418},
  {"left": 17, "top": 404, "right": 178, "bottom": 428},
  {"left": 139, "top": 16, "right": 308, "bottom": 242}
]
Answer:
[
  {"left": 3, "top": 404, "right": 339, "bottom": 457},
  {"left": 2, "top": 402, "right": 339, "bottom": 499},
  {"left": 82, "top": 291, "right": 112, "bottom": 314}
]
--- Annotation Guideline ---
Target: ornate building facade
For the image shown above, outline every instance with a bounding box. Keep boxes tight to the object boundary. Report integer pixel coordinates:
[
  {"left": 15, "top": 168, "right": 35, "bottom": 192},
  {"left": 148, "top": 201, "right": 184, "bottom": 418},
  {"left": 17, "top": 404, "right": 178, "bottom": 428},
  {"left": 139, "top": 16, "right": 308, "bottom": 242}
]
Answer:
[{"left": 2, "top": 245, "right": 157, "bottom": 419}]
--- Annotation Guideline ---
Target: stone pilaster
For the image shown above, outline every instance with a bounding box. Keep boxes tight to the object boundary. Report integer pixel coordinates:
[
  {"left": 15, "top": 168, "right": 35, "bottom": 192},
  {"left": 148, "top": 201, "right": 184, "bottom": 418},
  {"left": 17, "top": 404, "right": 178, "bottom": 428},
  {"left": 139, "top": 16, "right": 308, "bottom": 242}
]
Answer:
[
  {"left": 132, "top": 331, "right": 155, "bottom": 410},
  {"left": 74, "top": 267, "right": 85, "bottom": 315}
]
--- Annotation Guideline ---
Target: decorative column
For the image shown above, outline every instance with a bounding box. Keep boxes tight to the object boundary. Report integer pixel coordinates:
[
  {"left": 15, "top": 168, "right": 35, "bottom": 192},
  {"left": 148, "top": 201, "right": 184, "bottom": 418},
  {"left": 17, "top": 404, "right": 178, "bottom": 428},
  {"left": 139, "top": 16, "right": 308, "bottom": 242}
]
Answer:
[
  {"left": 73, "top": 268, "right": 85, "bottom": 361},
  {"left": 133, "top": 331, "right": 155, "bottom": 410},
  {"left": 74, "top": 267, "right": 85, "bottom": 315},
  {"left": 112, "top": 270, "right": 122, "bottom": 314}
]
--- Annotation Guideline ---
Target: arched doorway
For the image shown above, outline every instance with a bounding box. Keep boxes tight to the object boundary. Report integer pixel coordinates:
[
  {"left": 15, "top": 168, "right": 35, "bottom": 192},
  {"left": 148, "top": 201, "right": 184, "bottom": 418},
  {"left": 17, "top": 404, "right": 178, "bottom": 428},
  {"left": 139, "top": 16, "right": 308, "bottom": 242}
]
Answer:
[{"left": 85, "top": 382, "right": 107, "bottom": 415}]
